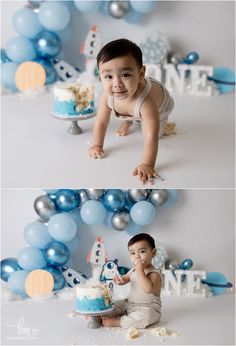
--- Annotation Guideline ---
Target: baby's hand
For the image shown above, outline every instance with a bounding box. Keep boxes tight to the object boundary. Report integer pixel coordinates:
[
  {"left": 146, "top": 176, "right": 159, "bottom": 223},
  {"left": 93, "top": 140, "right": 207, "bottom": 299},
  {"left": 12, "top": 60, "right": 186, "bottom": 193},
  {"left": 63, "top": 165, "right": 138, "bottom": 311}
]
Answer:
[
  {"left": 113, "top": 275, "right": 125, "bottom": 285},
  {"left": 132, "top": 164, "right": 157, "bottom": 185},
  {"left": 88, "top": 145, "right": 104, "bottom": 159},
  {"left": 134, "top": 259, "right": 145, "bottom": 272}
]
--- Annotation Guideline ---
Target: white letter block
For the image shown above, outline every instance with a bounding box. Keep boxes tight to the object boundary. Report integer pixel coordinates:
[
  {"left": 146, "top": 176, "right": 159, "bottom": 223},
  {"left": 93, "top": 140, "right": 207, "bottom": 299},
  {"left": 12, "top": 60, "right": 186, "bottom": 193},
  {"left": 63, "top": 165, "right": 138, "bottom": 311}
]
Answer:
[
  {"left": 162, "top": 269, "right": 185, "bottom": 296},
  {"left": 188, "top": 65, "right": 214, "bottom": 96},
  {"left": 185, "top": 270, "right": 207, "bottom": 297},
  {"left": 163, "top": 63, "right": 186, "bottom": 93},
  {"left": 145, "top": 64, "right": 163, "bottom": 83}
]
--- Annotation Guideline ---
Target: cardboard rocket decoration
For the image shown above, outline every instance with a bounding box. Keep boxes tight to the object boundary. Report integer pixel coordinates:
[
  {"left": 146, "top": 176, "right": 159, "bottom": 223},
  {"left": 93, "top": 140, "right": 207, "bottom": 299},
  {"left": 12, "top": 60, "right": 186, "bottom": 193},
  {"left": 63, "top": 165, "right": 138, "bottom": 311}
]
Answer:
[
  {"left": 53, "top": 58, "right": 80, "bottom": 82},
  {"left": 80, "top": 25, "right": 102, "bottom": 58},
  {"left": 61, "top": 266, "right": 88, "bottom": 287},
  {"left": 87, "top": 237, "right": 108, "bottom": 267},
  {"left": 100, "top": 259, "right": 119, "bottom": 290}
]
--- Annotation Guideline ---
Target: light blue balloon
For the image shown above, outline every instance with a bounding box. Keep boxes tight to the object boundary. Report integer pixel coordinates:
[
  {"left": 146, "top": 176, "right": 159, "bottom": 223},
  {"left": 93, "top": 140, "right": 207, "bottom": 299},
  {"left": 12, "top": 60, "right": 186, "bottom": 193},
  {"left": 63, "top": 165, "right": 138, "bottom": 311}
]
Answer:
[
  {"left": 130, "top": 0, "right": 158, "bottom": 13},
  {"left": 80, "top": 200, "right": 107, "bottom": 225},
  {"left": 1, "top": 48, "right": 11, "bottom": 64},
  {"left": 126, "top": 221, "right": 142, "bottom": 235},
  {"left": 13, "top": 7, "right": 43, "bottom": 38},
  {"left": 164, "top": 189, "right": 179, "bottom": 208},
  {"left": 55, "top": 189, "right": 80, "bottom": 212},
  {"left": 124, "top": 8, "right": 143, "bottom": 24},
  {"left": 57, "top": 24, "right": 72, "bottom": 44},
  {"left": 1, "top": 258, "right": 21, "bottom": 282},
  {"left": 17, "top": 247, "right": 46, "bottom": 271},
  {"left": 69, "top": 209, "right": 83, "bottom": 228},
  {"left": 62, "top": 234, "right": 80, "bottom": 255},
  {"left": 39, "top": 1, "right": 71, "bottom": 32},
  {"left": 1, "top": 62, "right": 19, "bottom": 91},
  {"left": 43, "top": 241, "right": 70, "bottom": 267},
  {"left": 130, "top": 201, "right": 156, "bottom": 226},
  {"left": 45, "top": 266, "right": 65, "bottom": 290},
  {"left": 24, "top": 221, "right": 53, "bottom": 249},
  {"left": 44, "top": 189, "right": 60, "bottom": 194},
  {"left": 103, "top": 211, "right": 115, "bottom": 229},
  {"left": 6, "top": 37, "right": 36, "bottom": 63},
  {"left": 74, "top": 1, "right": 101, "bottom": 12},
  {"left": 34, "top": 58, "right": 57, "bottom": 84},
  {"left": 48, "top": 213, "right": 77, "bottom": 242},
  {"left": 103, "top": 189, "right": 126, "bottom": 212},
  {"left": 7, "top": 270, "right": 29, "bottom": 297},
  {"left": 99, "top": 1, "right": 109, "bottom": 15},
  {"left": 33, "top": 31, "right": 61, "bottom": 58}
]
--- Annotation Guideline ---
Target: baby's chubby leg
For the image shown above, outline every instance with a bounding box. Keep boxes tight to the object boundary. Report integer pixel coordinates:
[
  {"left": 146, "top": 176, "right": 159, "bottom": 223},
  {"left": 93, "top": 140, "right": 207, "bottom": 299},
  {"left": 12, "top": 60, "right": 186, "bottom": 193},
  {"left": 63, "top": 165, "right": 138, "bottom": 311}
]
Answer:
[{"left": 116, "top": 120, "right": 133, "bottom": 137}]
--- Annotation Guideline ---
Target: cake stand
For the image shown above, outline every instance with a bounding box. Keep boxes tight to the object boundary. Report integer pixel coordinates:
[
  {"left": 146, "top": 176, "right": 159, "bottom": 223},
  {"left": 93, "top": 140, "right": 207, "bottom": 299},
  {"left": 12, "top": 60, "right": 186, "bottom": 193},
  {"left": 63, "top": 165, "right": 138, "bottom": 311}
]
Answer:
[
  {"left": 74, "top": 308, "right": 114, "bottom": 329},
  {"left": 51, "top": 111, "right": 96, "bottom": 135}
]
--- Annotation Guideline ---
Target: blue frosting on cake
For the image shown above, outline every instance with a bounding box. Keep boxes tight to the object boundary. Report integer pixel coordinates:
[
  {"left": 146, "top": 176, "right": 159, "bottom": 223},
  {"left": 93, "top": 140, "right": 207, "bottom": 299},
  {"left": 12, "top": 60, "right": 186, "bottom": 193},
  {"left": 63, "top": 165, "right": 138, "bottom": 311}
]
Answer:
[
  {"left": 54, "top": 100, "right": 95, "bottom": 117},
  {"left": 75, "top": 297, "right": 113, "bottom": 312}
]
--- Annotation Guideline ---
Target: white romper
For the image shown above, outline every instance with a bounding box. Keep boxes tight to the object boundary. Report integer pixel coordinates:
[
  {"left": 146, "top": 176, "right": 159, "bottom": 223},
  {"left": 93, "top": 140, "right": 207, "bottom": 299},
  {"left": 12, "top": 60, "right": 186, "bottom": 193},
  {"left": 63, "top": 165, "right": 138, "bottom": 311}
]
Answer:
[
  {"left": 107, "top": 77, "right": 174, "bottom": 138},
  {"left": 107, "top": 268, "right": 162, "bottom": 329}
]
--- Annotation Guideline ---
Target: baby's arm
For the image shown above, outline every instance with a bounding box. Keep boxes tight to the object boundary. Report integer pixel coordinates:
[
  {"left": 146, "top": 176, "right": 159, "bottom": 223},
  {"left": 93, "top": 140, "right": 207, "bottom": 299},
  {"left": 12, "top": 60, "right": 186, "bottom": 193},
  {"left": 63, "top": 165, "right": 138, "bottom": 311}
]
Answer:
[
  {"left": 113, "top": 270, "right": 131, "bottom": 285},
  {"left": 132, "top": 100, "right": 159, "bottom": 184},
  {"left": 89, "top": 92, "right": 111, "bottom": 159}
]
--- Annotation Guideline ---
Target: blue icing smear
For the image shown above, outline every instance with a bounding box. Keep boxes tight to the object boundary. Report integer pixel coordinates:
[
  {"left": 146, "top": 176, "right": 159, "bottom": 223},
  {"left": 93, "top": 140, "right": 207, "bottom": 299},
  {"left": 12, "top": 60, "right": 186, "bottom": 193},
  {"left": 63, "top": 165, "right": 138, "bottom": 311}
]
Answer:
[
  {"left": 75, "top": 297, "right": 113, "bottom": 312},
  {"left": 54, "top": 99, "right": 95, "bottom": 116}
]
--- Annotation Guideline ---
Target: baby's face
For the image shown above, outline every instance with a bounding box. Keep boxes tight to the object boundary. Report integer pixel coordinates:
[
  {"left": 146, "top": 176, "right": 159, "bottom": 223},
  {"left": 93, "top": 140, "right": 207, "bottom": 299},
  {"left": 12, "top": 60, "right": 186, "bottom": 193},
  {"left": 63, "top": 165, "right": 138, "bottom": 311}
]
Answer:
[
  {"left": 128, "top": 240, "right": 156, "bottom": 267},
  {"left": 98, "top": 55, "right": 145, "bottom": 100}
]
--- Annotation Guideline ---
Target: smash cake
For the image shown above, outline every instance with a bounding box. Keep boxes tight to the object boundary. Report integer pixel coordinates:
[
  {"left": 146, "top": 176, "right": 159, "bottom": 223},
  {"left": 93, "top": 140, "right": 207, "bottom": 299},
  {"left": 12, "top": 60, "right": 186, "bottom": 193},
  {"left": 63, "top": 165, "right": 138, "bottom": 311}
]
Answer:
[
  {"left": 75, "top": 283, "right": 113, "bottom": 313},
  {"left": 53, "top": 82, "right": 95, "bottom": 117}
]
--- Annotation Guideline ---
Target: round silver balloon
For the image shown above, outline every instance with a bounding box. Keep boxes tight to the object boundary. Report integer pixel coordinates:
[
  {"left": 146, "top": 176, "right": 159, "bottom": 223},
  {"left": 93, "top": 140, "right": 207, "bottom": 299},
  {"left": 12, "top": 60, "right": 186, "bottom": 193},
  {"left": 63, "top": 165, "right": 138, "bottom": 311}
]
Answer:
[
  {"left": 167, "top": 52, "right": 182, "bottom": 65},
  {"left": 77, "top": 190, "right": 89, "bottom": 205},
  {"left": 34, "top": 195, "right": 56, "bottom": 221},
  {"left": 128, "top": 189, "right": 150, "bottom": 202},
  {"left": 149, "top": 189, "right": 168, "bottom": 206},
  {"left": 165, "top": 259, "right": 179, "bottom": 271},
  {"left": 108, "top": 1, "right": 129, "bottom": 19},
  {"left": 111, "top": 211, "right": 130, "bottom": 231},
  {"left": 86, "top": 189, "right": 105, "bottom": 200},
  {"left": 26, "top": 1, "right": 44, "bottom": 12}
]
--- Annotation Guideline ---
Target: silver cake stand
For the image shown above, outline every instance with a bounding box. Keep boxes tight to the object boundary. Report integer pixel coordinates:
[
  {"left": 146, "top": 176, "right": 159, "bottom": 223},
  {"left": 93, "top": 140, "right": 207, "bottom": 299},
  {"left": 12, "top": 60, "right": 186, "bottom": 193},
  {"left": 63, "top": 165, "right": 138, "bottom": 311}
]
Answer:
[
  {"left": 52, "top": 111, "right": 96, "bottom": 135},
  {"left": 74, "top": 308, "right": 114, "bottom": 329}
]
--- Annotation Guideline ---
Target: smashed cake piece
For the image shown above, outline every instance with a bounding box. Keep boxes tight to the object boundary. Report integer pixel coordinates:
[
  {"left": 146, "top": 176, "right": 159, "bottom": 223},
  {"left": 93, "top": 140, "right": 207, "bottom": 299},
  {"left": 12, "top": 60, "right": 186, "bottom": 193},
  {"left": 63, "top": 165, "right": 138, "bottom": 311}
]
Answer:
[
  {"left": 126, "top": 327, "right": 140, "bottom": 339},
  {"left": 151, "top": 326, "right": 179, "bottom": 337}
]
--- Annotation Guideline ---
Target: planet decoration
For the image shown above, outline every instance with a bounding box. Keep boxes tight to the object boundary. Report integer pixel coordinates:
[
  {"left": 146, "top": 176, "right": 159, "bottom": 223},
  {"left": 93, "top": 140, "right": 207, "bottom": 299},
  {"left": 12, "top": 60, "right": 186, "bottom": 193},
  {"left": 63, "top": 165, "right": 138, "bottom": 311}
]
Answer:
[{"left": 201, "top": 272, "right": 233, "bottom": 295}]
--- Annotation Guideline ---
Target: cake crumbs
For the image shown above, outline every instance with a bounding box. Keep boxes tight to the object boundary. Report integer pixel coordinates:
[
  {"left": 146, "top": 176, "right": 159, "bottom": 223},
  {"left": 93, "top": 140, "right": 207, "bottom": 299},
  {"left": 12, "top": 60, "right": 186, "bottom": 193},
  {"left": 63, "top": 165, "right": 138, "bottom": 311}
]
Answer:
[
  {"left": 151, "top": 326, "right": 180, "bottom": 338},
  {"left": 126, "top": 327, "right": 140, "bottom": 339}
]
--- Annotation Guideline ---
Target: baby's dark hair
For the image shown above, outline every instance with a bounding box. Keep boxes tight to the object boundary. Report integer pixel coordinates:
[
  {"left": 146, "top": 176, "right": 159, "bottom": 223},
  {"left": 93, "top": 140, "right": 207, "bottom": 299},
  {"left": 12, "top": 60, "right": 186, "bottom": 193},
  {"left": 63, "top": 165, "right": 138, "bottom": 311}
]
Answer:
[
  {"left": 128, "top": 233, "right": 156, "bottom": 249},
  {"left": 97, "top": 38, "right": 143, "bottom": 69}
]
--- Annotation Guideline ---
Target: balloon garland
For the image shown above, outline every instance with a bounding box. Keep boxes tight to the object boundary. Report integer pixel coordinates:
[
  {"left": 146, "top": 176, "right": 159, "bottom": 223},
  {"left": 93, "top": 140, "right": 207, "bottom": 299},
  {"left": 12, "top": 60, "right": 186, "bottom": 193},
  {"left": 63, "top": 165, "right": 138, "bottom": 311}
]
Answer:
[{"left": 1, "top": 189, "right": 178, "bottom": 297}]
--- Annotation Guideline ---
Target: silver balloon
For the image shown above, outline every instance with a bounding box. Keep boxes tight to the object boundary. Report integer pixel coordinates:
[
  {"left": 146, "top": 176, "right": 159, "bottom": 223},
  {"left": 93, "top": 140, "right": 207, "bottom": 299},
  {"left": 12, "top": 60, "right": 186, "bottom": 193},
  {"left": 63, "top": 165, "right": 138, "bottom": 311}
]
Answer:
[
  {"left": 149, "top": 189, "right": 168, "bottom": 206},
  {"left": 34, "top": 195, "right": 56, "bottom": 221},
  {"left": 111, "top": 211, "right": 130, "bottom": 231},
  {"left": 167, "top": 52, "right": 182, "bottom": 65},
  {"left": 108, "top": 1, "right": 129, "bottom": 19},
  {"left": 77, "top": 190, "right": 89, "bottom": 205},
  {"left": 128, "top": 189, "right": 150, "bottom": 202},
  {"left": 26, "top": 1, "right": 44, "bottom": 12},
  {"left": 165, "top": 259, "right": 179, "bottom": 271},
  {"left": 86, "top": 189, "right": 105, "bottom": 200}
]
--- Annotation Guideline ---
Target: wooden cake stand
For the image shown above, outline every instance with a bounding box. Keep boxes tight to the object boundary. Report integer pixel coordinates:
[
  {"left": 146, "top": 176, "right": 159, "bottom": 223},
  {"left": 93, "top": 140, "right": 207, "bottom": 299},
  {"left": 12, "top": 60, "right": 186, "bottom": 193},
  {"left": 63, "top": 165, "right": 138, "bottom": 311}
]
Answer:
[
  {"left": 74, "top": 308, "right": 114, "bottom": 328},
  {"left": 52, "top": 111, "right": 96, "bottom": 135}
]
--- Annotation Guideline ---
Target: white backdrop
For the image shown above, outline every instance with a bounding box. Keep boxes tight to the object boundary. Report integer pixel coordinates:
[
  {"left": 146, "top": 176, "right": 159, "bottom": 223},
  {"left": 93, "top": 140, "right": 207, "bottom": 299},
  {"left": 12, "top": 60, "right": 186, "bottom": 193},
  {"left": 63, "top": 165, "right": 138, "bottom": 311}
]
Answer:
[
  {"left": 1, "top": 189, "right": 235, "bottom": 283},
  {"left": 1, "top": 1, "right": 235, "bottom": 70}
]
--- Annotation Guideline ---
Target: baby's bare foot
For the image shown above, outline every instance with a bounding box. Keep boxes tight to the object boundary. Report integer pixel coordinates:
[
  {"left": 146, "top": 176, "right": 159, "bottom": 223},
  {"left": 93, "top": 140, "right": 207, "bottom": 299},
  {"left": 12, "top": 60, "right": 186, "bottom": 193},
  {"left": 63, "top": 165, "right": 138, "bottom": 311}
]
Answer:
[
  {"left": 116, "top": 120, "right": 133, "bottom": 137},
  {"left": 102, "top": 317, "right": 121, "bottom": 327}
]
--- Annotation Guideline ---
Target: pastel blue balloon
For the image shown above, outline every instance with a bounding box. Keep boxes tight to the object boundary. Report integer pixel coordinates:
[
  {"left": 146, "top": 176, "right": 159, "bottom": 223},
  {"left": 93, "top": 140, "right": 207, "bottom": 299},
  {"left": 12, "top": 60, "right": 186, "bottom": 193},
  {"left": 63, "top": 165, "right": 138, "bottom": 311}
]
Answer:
[
  {"left": 45, "top": 266, "right": 65, "bottom": 290},
  {"left": 57, "top": 24, "right": 72, "bottom": 44},
  {"left": 130, "top": 0, "right": 158, "bottom": 13},
  {"left": 1, "top": 258, "right": 21, "bottom": 282},
  {"left": 7, "top": 270, "right": 29, "bottom": 297},
  {"left": 74, "top": 1, "right": 101, "bottom": 12},
  {"left": 33, "top": 31, "right": 61, "bottom": 58},
  {"left": 48, "top": 213, "right": 77, "bottom": 242},
  {"left": 6, "top": 37, "right": 36, "bottom": 63},
  {"left": 39, "top": 1, "right": 71, "bottom": 31},
  {"left": 24, "top": 221, "right": 53, "bottom": 249},
  {"left": 34, "top": 58, "right": 57, "bottom": 84},
  {"left": 13, "top": 7, "right": 43, "bottom": 38},
  {"left": 124, "top": 8, "right": 143, "bottom": 24},
  {"left": 103, "top": 189, "right": 126, "bottom": 212},
  {"left": 103, "top": 211, "right": 115, "bottom": 229},
  {"left": 1, "top": 62, "right": 19, "bottom": 91},
  {"left": 1, "top": 48, "right": 11, "bottom": 64},
  {"left": 80, "top": 200, "right": 107, "bottom": 225},
  {"left": 43, "top": 241, "right": 70, "bottom": 267},
  {"left": 69, "top": 209, "right": 83, "bottom": 228},
  {"left": 17, "top": 247, "right": 46, "bottom": 271},
  {"left": 210, "top": 67, "right": 235, "bottom": 94},
  {"left": 55, "top": 189, "right": 80, "bottom": 212},
  {"left": 179, "top": 258, "right": 193, "bottom": 270},
  {"left": 126, "top": 221, "right": 142, "bottom": 236},
  {"left": 164, "top": 189, "right": 179, "bottom": 208},
  {"left": 62, "top": 234, "right": 80, "bottom": 255},
  {"left": 130, "top": 201, "right": 156, "bottom": 225},
  {"left": 99, "top": 1, "right": 109, "bottom": 15},
  {"left": 204, "top": 272, "right": 230, "bottom": 295}
]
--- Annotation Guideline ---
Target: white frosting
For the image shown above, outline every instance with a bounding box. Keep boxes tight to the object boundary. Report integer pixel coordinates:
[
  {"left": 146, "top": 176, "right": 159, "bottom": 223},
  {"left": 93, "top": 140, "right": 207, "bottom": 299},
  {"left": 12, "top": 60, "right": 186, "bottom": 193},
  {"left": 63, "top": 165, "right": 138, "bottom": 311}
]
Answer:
[
  {"left": 54, "top": 82, "right": 94, "bottom": 103},
  {"left": 76, "top": 284, "right": 106, "bottom": 300}
]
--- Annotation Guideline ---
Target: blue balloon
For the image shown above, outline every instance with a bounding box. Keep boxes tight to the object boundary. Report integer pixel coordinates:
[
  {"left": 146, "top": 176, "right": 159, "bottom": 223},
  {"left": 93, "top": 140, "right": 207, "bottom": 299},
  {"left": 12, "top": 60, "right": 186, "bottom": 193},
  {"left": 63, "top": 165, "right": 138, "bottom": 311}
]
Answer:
[
  {"left": 48, "top": 213, "right": 77, "bottom": 242},
  {"left": 103, "top": 190, "right": 126, "bottom": 212},
  {"left": 7, "top": 270, "right": 29, "bottom": 297},
  {"left": 124, "top": 8, "right": 143, "bottom": 24},
  {"left": 130, "top": 0, "right": 158, "bottom": 13},
  {"left": 33, "top": 31, "right": 61, "bottom": 58},
  {"left": 130, "top": 201, "right": 156, "bottom": 226},
  {"left": 1, "top": 62, "right": 19, "bottom": 91},
  {"left": 6, "top": 37, "right": 36, "bottom": 63},
  {"left": 209, "top": 67, "right": 235, "bottom": 94},
  {"left": 44, "top": 189, "right": 59, "bottom": 194},
  {"left": 182, "top": 52, "right": 199, "bottom": 65},
  {"left": 164, "top": 189, "right": 179, "bottom": 208},
  {"left": 203, "top": 272, "right": 231, "bottom": 295},
  {"left": 34, "top": 58, "right": 57, "bottom": 84},
  {"left": 1, "top": 48, "right": 11, "bottom": 64},
  {"left": 1, "top": 258, "right": 21, "bottom": 282},
  {"left": 24, "top": 221, "right": 53, "bottom": 249},
  {"left": 103, "top": 211, "right": 115, "bottom": 229},
  {"left": 74, "top": 1, "right": 101, "bottom": 12},
  {"left": 13, "top": 7, "right": 43, "bottom": 38},
  {"left": 17, "top": 247, "right": 47, "bottom": 271},
  {"left": 45, "top": 266, "right": 65, "bottom": 290},
  {"left": 39, "top": 2, "right": 71, "bottom": 32},
  {"left": 57, "top": 24, "right": 72, "bottom": 44},
  {"left": 124, "top": 192, "right": 135, "bottom": 211},
  {"left": 43, "top": 241, "right": 70, "bottom": 267},
  {"left": 80, "top": 200, "right": 107, "bottom": 225},
  {"left": 99, "top": 1, "right": 109, "bottom": 15},
  {"left": 55, "top": 189, "right": 80, "bottom": 212},
  {"left": 179, "top": 258, "right": 193, "bottom": 270},
  {"left": 62, "top": 234, "right": 80, "bottom": 255},
  {"left": 69, "top": 209, "right": 83, "bottom": 228},
  {"left": 126, "top": 221, "right": 142, "bottom": 236}
]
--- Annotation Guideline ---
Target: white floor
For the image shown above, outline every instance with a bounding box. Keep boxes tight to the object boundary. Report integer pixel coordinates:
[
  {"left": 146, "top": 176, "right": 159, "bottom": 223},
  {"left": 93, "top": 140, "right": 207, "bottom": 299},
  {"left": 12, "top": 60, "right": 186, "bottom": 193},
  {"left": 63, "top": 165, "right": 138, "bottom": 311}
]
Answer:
[
  {"left": 1, "top": 91, "right": 235, "bottom": 188},
  {"left": 1, "top": 293, "right": 235, "bottom": 345}
]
